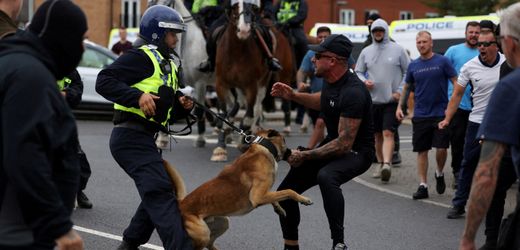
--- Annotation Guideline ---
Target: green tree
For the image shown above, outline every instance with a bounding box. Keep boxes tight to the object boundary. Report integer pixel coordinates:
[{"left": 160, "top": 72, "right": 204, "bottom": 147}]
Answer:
[{"left": 421, "top": 0, "right": 518, "bottom": 16}]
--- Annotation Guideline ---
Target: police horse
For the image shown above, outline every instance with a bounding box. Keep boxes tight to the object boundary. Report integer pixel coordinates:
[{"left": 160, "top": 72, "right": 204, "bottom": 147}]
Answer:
[{"left": 210, "top": 0, "right": 295, "bottom": 162}]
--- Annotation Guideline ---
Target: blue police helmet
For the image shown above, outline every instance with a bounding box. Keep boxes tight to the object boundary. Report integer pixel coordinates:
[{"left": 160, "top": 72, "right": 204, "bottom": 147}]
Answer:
[{"left": 139, "top": 5, "right": 187, "bottom": 45}]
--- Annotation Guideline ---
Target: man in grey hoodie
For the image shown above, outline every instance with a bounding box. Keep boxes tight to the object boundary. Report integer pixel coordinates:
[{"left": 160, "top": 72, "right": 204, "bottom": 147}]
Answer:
[{"left": 355, "top": 18, "right": 410, "bottom": 183}]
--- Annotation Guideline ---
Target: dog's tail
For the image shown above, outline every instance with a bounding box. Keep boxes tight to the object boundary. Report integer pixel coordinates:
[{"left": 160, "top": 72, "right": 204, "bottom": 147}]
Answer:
[{"left": 162, "top": 159, "right": 187, "bottom": 200}]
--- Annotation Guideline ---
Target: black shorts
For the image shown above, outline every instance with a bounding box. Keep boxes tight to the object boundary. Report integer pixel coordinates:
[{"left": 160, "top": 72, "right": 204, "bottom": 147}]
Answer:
[
  {"left": 372, "top": 103, "right": 400, "bottom": 133},
  {"left": 412, "top": 117, "right": 450, "bottom": 152}
]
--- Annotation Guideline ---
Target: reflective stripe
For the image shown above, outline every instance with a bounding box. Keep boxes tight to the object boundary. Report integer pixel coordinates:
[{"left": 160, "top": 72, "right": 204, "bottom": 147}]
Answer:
[
  {"left": 114, "top": 45, "right": 179, "bottom": 127},
  {"left": 57, "top": 77, "right": 72, "bottom": 91},
  {"left": 277, "top": 1, "right": 299, "bottom": 23}
]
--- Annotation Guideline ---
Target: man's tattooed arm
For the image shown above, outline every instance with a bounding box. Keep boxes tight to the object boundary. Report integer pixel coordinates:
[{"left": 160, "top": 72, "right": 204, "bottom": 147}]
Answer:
[
  {"left": 302, "top": 117, "right": 361, "bottom": 160},
  {"left": 462, "top": 140, "right": 505, "bottom": 243}
]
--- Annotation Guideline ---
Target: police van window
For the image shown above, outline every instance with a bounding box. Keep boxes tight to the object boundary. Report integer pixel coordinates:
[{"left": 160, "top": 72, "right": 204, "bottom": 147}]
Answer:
[
  {"left": 122, "top": 0, "right": 141, "bottom": 28},
  {"left": 399, "top": 11, "right": 413, "bottom": 20},
  {"left": 340, "top": 9, "right": 355, "bottom": 25},
  {"left": 434, "top": 38, "right": 465, "bottom": 55}
]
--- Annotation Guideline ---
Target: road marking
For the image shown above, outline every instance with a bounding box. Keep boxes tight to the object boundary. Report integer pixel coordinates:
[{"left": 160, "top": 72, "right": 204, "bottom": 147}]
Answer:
[
  {"left": 353, "top": 178, "right": 451, "bottom": 208},
  {"left": 73, "top": 225, "right": 164, "bottom": 250}
]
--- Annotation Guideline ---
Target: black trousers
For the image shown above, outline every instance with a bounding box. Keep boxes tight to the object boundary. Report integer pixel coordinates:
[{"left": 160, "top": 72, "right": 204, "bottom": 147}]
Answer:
[
  {"left": 277, "top": 150, "right": 373, "bottom": 243},
  {"left": 449, "top": 108, "right": 470, "bottom": 175},
  {"left": 77, "top": 143, "right": 91, "bottom": 192},
  {"left": 484, "top": 154, "right": 517, "bottom": 243}
]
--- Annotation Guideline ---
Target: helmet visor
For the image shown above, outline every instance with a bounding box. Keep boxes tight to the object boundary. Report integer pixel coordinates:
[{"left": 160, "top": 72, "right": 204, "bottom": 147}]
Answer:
[{"left": 158, "top": 21, "right": 187, "bottom": 32}]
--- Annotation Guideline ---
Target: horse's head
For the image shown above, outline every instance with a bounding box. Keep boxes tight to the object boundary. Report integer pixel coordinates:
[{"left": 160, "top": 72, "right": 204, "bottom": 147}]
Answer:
[{"left": 230, "top": 0, "right": 260, "bottom": 40}]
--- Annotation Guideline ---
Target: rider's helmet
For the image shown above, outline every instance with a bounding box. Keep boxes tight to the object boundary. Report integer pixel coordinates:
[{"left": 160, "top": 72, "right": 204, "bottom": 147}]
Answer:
[{"left": 139, "top": 5, "right": 187, "bottom": 46}]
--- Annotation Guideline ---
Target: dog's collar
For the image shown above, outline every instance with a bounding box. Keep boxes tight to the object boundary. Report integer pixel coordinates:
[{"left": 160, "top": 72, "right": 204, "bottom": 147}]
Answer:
[{"left": 251, "top": 136, "right": 280, "bottom": 161}]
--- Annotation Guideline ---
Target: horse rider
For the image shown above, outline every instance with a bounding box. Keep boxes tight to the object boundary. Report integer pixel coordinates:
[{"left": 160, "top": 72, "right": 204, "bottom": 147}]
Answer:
[
  {"left": 96, "top": 5, "right": 194, "bottom": 250},
  {"left": 275, "top": 0, "right": 308, "bottom": 67},
  {"left": 198, "top": 0, "right": 282, "bottom": 73}
]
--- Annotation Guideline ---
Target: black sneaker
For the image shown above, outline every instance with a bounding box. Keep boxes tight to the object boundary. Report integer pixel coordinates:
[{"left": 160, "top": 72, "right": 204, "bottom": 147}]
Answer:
[
  {"left": 392, "top": 151, "right": 402, "bottom": 166},
  {"left": 77, "top": 191, "right": 93, "bottom": 209},
  {"left": 116, "top": 241, "right": 139, "bottom": 250},
  {"left": 435, "top": 173, "right": 446, "bottom": 194},
  {"left": 332, "top": 243, "right": 347, "bottom": 250},
  {"left": 268, "top": 57, "right": 282, "bottom": 71},
  {"left": 412, "top": 185, "right": 429, "bottom": 200},
  {"left": 446, "top": 206, "right": 465, "bottom": 219}
]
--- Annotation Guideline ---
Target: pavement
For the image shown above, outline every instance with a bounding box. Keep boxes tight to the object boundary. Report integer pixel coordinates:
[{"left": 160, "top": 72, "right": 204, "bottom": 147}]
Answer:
[{"left": 259, "top": 108, "right": 518, "bottom": 215}]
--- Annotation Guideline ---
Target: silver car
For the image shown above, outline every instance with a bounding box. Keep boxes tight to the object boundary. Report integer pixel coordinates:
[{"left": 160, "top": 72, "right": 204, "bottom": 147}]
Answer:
[{"left": 75, "top": 40, "right": 117, "bottom": 114}]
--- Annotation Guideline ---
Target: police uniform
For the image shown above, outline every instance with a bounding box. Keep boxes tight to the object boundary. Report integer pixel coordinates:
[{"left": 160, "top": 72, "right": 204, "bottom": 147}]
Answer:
[
  {"left": 275, "top": 0, "right": 308, "bottom": 67},
  {"left": 96, "top": 5, "right": 193, "bottom": 250}
]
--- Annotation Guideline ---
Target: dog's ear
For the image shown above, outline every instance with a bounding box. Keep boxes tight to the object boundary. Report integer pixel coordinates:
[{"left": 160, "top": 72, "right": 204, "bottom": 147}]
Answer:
[{"left": 267, "top": 129, "right": 280, "bottom": 138}]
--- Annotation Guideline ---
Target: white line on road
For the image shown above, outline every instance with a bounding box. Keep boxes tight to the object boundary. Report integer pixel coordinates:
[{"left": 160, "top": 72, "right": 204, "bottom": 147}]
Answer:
[
  {"left": 73, "top": 225, "right": 164, "bottom": 250},
  {"left": 353, "top": 178, "right": 451, "bottom": 208}
]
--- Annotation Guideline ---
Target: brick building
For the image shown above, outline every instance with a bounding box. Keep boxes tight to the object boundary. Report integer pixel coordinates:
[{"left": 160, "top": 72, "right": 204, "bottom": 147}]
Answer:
[{"left": 18, "top": 0, "right": 438, "bottom": 47}]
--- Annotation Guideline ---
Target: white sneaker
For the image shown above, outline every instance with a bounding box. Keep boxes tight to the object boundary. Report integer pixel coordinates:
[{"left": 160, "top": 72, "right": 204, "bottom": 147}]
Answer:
[
  {"left": 371, "top": 164, "right": 382, "bottom": 178},
  {"left": 381, "top": 163, "right": 392, "bottom": 183}
]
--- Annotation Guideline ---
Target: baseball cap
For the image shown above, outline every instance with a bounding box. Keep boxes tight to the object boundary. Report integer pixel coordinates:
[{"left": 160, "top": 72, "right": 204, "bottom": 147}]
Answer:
[{"left": 308, "top": 34, "right": 353, "bottom": 58}]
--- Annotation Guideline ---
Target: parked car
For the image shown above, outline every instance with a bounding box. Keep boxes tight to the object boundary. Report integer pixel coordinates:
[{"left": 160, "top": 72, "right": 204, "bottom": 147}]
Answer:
[{"left": 74, "top": 40, "right": 117, "bottom": 115}]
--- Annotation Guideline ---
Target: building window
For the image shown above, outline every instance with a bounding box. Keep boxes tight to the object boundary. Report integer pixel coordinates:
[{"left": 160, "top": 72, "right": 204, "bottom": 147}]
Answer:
[
  {"left": 364, "top": 9, "right": 379, "bottom": 23},
  {"left": 425, "top": 12, "right": 440, "bottom": 18},
  {"left": 399, "top": 11, "right": 413, "bottom": 20},
  {"left": 121, "top": 0, "right": 141, "bottom": 28},
  {"left": 339, "top": 9, "right": 355, "bottom": 25}
]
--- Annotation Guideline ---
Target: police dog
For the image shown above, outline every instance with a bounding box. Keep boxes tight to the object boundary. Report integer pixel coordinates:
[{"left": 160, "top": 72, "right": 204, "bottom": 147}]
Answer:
[{"left": 163, "top": 129, "right": 313, "bottom": 250}]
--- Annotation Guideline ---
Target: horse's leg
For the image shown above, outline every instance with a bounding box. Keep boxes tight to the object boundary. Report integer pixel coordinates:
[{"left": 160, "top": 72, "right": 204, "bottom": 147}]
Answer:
[
  {"left": 253, "top": 85, "right": 267, "bottom": 129},
  {"left": 211, "top": 81, "right": 229, "bottom": 162},
  {"left": 194, "top": 80, "right": 207, "bottom": 147}
]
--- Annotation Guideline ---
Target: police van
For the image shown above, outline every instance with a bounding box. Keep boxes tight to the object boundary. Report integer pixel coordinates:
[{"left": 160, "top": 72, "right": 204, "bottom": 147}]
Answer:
[
  {"left": 309, "top": 23, "right": 369, "bottom": 60},
  {"left": 389, "top": 15, "right": 499, "bottom": 59},
  {"left": 107, "top": 27, "right": 139, "bottom": 50}
]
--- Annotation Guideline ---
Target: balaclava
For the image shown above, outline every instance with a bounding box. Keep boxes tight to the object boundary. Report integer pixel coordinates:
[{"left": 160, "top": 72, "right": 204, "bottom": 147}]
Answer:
[{"left": 28, "top": 0, "right": 88, "bottom": 79}]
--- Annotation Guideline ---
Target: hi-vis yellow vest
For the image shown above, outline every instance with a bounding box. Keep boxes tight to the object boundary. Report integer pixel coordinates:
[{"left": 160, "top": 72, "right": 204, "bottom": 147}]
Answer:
[
  {"left": 277, "top": 0, "right": 299, "bottom": 24},
  {"left": 57, "top": 77, "right": 72, "bottom": 91},
  {"left": 114, "top": 45, "right": 179, "bottom": 127}
]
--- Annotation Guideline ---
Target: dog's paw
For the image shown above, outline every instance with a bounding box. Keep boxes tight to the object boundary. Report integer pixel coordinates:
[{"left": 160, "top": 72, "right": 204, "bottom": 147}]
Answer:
[
  {"left": 273, "top": 204, "right": 287, "bottom": 217},
  {"left": 300, "top": 197, "right": 313, "bottom": 206}
]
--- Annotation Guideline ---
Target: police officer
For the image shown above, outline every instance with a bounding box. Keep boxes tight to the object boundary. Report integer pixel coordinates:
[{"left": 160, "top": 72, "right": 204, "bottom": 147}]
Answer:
[
  {"left": 58, "top": 70, "right": 94, "bottom": 209},
  {"left": 275, "top": 0, "right": 308, "bottom": 67},
  {"left": 96, "top": 5, "right": 194, "bottom": 250}
]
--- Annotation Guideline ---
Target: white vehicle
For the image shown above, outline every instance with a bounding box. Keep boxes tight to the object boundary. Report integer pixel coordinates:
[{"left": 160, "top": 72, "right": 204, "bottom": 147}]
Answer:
[
  {"left": 76, "top": 40, "right": 117, "bottom": 114},
  {"left": 309, "top": 23, "right": 369, "bottom": 60},
  {"left": 389, "top": 15, "right": 499, "bottom": 59},
  {"left": 107, "top": 27, "right": 139, "bottom": 51}
]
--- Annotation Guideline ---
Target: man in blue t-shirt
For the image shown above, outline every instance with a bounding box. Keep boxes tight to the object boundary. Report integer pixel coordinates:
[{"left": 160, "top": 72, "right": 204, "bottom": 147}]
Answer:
[
  {"left": 396, "top": 30, "right": 458, "bottom": 200},
  {"left": 443, "top": 21, "right": 480, "bottom": 186},
  {"left": 460, "top": 3, "right": 520, "bottom": 249}
]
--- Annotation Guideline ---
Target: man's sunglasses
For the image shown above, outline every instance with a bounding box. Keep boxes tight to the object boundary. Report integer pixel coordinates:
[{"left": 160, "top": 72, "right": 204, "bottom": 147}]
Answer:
[
  {"left": 476, "top": 41, "right": 497, "bottom": 47},
  {"left": 315, "top": 53, "right": 345, "bottom": 61}
]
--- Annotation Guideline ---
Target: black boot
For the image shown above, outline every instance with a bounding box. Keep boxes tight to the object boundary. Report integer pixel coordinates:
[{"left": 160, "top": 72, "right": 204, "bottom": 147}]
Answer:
[
  {"left": 116, "top": 241, "right": 140, "bottom": 250},
  {"left": 77, "top": 191, "right": 93, "bottom": 209}
]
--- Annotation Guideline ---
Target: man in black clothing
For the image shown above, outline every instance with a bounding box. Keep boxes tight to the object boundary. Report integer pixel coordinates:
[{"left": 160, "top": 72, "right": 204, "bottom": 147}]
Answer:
[
  {"left": 58, "top": 70, "right": 94, "bottom": 209},
  {"left": 0, "top": 0, "right": 87, "bottom": 249},
  {"left": 271, "top": 34, "right": 375, "bottom": 250}
]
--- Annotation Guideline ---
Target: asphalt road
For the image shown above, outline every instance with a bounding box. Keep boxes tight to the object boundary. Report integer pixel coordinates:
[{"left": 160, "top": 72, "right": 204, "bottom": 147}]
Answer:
[{"left": 73, "top": 119, "right": 485, "bottom": 250}]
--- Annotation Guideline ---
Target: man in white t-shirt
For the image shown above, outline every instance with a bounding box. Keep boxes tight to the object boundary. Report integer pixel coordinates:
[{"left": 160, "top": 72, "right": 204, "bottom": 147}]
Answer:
[{"left": 438, "top": 31, "right": 505, "bottom": 219}]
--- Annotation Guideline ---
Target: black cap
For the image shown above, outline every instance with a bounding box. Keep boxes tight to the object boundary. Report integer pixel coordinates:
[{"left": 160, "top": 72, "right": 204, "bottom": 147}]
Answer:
[
  {"left": 479, "top": 20, "right": 496, "bottom": 32},
  {"left": 308, "top": 34, "right": 353, "bottom": 58},
  {"left": 367, "top": 13, "right": 381, "bottom": 21}
]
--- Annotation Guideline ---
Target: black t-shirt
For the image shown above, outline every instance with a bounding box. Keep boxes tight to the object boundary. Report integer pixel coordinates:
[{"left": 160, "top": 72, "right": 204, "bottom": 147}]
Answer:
[{"left": 320, "top": 69, "right": 375, "bottom": 153}]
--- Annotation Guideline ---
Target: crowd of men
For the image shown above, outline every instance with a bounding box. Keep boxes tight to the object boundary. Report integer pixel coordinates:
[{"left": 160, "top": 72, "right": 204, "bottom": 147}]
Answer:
[{"left": 1, "top": 0, "right": 520, "bottom": 250}]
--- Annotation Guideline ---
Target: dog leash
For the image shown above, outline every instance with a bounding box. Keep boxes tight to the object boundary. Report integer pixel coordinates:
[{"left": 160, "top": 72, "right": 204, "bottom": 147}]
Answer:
[{"left": 186, "top": 96, "right": 257, "bottom": 143}]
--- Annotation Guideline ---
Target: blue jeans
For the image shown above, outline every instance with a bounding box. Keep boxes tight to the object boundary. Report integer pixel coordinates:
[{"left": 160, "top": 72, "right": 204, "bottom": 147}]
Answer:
[{"left": 452, "top": 121, "right": 481, "bottom": 208}]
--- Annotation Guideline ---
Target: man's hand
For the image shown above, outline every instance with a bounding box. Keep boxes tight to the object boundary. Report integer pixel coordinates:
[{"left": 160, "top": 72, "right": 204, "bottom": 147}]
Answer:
[
  {"left": 61, "top": 91, "right": 67, "bottom": 98},
  {"left": 139, "top": 93, "right": 160, "bottom": 117},
  {"left": 271, "top": 82, "right": 295, "bottom": 100},
  {"left": 438, "top": 119, "right": 450, "bottom": 130},
  {"left": 179, "top": 95, "right": 194, "bottom": 110},
  {"left": 364, "top": 80, "right": 374, "bottom": 90},
  {"left": 55, "top": 229, "right": 83, "bottom": 250},
  {"left": 459, "top": 236, "right": 476, "bottom": 250},
  {"left": 392, "top": 92, "right": 400, "bottom": 102},
  {"left": 297, "top": 82, "right": 309, "bottom": 92},
  {"left": 396, "top": 107, "right": 404, "bottom": 121},
  {"left": 286, "top": 149, "right": 305, "bottom": 167}
]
